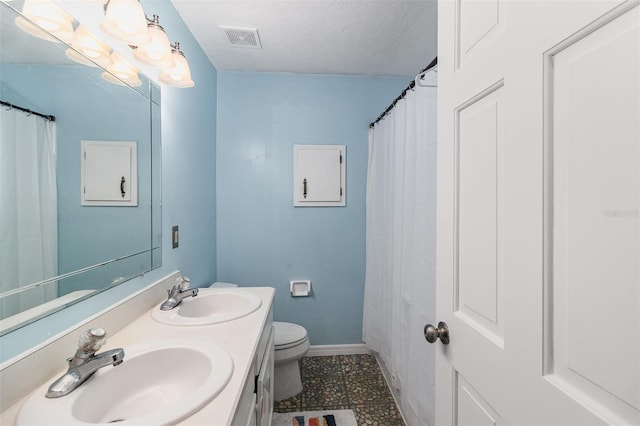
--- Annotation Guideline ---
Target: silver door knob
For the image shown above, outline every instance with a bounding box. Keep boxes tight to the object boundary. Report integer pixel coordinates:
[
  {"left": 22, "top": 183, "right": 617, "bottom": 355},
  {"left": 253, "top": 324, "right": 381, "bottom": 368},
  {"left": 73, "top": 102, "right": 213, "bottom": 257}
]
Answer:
[{"left": 424, "top": 321, "right": 450, "bottom": 344}]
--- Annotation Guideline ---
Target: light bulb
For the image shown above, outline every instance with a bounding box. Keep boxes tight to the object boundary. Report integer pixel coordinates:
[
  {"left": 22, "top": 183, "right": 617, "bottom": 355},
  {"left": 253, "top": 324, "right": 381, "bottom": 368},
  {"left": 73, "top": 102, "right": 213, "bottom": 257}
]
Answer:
[
  {"left": 133, "top": 16, "right": 174, "bottom": 68},
  {"left": 101, "top": 0, "right": 150, "bottom": 46},
  {"left": 66, "top": 25, "right": 113, "bottom": 68},
  {"left": 102, "top": 52, "right": 142, "bottom": 87},
  {"left": 17, "top": 0, "right": 74, "bottom": 43},
  {"left": 159, "top": 44, "right": 194, "bottom": 88}
]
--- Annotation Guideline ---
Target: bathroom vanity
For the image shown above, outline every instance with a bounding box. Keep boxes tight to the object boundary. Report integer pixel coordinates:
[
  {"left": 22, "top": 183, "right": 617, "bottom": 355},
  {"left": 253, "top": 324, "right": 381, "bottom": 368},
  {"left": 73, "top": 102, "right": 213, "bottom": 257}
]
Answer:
[{"left": 0, "top": 272, "right": 275, "bottom": 425}]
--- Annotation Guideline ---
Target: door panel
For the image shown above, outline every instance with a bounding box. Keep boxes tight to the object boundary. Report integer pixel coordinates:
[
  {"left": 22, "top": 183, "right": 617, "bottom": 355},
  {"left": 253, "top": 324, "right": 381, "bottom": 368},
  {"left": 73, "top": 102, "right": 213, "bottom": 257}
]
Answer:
[
  {"left": 456, "top": 0, "right": 505, "bottom": 69},
  {"left": 457, "top": 373, "right": 501, "bottom": 426},
  {"left": 436, "top": 0, "right": 639, "bottom": 424},
  {"left": 550, "top": 5, "right": 640, "bottom": 422},
  {"left": 456, "top": 84, "right": 505, "bottom": 347}
]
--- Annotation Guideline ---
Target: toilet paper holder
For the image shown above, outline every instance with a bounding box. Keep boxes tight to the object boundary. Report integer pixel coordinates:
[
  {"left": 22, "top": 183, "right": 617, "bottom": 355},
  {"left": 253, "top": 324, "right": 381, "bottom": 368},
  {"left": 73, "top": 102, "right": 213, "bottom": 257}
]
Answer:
[{"left": 290, "top": 280, "right": 311, "bottom": 297}]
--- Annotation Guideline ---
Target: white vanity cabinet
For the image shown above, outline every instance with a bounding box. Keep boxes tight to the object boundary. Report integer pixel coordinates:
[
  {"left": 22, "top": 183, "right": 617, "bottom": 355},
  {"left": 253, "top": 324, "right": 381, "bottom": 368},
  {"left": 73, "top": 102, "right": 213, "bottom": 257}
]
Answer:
[{"left": 232, "top": 307, "right": 274, "bottom": 426}]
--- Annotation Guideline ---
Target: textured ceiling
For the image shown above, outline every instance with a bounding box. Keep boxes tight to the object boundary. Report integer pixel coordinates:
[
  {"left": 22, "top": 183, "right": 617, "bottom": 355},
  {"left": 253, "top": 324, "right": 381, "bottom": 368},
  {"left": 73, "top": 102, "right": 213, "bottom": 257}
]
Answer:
[{"left": 172, "top": 0, "right": 438, "bottom": 78}]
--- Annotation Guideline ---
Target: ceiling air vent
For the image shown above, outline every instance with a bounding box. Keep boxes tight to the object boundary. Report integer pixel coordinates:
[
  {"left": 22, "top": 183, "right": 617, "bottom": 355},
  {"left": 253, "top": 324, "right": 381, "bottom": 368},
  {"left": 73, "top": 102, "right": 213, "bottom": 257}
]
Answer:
[{"left": 221, "top": 27, "right": 262, "bottom": 49}]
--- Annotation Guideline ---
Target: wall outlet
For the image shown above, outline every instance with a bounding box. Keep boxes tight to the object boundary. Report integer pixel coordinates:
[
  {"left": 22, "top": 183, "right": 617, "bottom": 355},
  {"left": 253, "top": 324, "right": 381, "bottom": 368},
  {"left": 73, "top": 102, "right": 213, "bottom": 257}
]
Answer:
[{"left": 172, "top": 226, "right": 179, "bottom": 248}]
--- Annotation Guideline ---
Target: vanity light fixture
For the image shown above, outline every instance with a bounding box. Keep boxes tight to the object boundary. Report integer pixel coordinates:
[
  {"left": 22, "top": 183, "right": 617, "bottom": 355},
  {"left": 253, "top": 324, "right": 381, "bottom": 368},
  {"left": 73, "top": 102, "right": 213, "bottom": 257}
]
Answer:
[
  {"left": 102, "top": 52, "right": 142, "bottom": 87},
  {"left": 132, "top": 15, "right": 175, "bottom": 69},
  {"left": 159, "top": 42, "right": 195, "bottom": 88},
  {"left": 15, "top": 0, "right": 74, "bottom": 44},
  {"left": 101, "top": 0, "right": 150, "bottom": 46},
  {"left": 66, "top": 25, "right": 113, "bottom": 69},
  {"left": 15, "top": 0, "right": 194, "bottom": 88}
]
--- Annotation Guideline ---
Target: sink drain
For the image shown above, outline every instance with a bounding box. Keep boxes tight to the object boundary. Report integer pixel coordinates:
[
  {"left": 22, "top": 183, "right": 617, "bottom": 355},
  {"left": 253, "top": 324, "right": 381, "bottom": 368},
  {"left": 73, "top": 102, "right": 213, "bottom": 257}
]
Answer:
[{"left": 108, "top": 419, "right": 126, "bottom": 423}]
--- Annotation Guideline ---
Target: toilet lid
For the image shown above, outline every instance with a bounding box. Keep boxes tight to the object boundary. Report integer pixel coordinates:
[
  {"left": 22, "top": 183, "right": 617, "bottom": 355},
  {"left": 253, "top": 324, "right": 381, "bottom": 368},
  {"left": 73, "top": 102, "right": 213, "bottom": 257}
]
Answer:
[{"left": 274, "top": 322, "right": 308, "bottom": 348}]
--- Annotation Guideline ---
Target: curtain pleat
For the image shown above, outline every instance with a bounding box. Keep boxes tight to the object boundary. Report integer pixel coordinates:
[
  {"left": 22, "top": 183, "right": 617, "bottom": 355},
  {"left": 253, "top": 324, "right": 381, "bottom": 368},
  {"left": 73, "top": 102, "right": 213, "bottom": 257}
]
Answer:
[
  {"left": 364, "top": 81, "right": 437, "bottom": 425},
  {"left": 0, "top": 109, "right": 57, "bottom": 319}
]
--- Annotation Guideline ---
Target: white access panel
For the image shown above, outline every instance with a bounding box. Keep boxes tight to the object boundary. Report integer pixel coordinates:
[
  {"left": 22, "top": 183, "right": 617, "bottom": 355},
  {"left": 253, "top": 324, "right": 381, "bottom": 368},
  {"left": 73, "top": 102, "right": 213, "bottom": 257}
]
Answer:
[
  {"left": 293, "top": 144, "right": 345, "bottom": 207},
  {"left": 81, "top": 140, "right": 137, "bottom": 206}
]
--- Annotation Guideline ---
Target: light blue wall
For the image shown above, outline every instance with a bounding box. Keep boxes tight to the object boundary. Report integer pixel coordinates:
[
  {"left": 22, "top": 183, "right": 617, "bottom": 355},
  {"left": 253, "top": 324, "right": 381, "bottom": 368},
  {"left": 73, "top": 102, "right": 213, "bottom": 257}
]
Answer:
[
  {"left": 216, "top": 72, "right": 407, "bottom": 345},
  {"left": 0, "top": 0, "right": 218, "bottom": 362}
]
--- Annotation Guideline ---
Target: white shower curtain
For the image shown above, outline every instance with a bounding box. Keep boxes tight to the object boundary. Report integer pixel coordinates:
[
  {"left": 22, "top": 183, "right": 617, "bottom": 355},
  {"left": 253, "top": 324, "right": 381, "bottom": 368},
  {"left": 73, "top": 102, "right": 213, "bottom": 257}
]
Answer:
[
  {"left": 0, "top": 108, "right": 58, "bottom": 319},
  {"left": 363, "top": 74, "right": 437, "bottom": 425}
]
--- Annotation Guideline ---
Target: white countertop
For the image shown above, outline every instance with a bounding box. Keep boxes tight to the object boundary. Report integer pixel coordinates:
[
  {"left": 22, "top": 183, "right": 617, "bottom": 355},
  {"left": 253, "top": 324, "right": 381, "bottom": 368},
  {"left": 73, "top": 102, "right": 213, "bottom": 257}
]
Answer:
[{"left": 1, "top": 286, "right": 275, "bottom": 426}]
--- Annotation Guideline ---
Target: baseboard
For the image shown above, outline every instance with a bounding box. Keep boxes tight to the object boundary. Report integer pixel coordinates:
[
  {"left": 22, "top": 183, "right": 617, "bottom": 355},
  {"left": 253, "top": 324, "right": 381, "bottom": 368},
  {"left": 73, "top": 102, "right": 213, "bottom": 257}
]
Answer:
[{"left": 306, "top": 344, "right": 371, "bottom": 356}]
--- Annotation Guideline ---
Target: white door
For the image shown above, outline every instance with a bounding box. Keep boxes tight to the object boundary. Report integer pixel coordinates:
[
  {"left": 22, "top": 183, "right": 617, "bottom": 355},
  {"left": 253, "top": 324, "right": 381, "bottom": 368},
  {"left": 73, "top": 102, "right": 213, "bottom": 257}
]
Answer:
[{"left": 435, "top": 1, "right": 639, "bottom": 424}]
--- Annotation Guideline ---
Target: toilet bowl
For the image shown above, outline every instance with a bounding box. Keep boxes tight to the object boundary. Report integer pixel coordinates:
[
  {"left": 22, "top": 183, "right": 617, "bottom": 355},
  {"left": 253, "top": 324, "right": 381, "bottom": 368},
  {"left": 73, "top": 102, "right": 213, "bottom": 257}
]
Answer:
[{"left": 273, "top": 321, "right": 310, "bottom": 401}]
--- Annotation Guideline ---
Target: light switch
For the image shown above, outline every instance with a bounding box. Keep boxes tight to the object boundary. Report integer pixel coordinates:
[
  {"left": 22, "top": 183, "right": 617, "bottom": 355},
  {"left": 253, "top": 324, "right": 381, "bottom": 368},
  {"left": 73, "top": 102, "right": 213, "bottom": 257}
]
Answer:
[{"left": 172, "top": 226, "right": 179, "bottom": 248}]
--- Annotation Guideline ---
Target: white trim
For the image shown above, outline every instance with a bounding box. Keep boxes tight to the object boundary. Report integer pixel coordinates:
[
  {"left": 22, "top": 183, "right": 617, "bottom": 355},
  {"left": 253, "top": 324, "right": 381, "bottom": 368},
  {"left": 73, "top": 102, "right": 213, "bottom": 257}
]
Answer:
[{"left": 306, "top": 344, "right": 370, "bottom": 356}]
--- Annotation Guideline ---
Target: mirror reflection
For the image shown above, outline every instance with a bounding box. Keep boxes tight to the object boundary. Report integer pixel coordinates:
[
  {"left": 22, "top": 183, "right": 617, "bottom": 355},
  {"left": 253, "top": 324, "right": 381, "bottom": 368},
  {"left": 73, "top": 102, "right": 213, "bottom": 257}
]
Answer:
[{"left": 0, "top": 1, "right": 161, "bottom": 335}]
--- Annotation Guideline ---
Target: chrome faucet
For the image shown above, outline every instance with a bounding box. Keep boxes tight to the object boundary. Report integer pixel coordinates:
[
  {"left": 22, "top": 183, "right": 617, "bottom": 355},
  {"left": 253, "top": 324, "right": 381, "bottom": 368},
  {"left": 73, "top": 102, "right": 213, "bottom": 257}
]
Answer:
[
  {"left": 46, "top": 328, "right": 124, "bottom": 398},
  {"left": 160, "top": 276, "right": 198, "bottom": 310}
]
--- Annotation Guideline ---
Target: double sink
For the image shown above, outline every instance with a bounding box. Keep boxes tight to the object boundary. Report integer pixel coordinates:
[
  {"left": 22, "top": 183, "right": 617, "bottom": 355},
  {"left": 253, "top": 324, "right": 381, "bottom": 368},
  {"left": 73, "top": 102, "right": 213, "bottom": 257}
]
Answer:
[{"left": 17, "top": 288, "right": 263, "bottom": 425}]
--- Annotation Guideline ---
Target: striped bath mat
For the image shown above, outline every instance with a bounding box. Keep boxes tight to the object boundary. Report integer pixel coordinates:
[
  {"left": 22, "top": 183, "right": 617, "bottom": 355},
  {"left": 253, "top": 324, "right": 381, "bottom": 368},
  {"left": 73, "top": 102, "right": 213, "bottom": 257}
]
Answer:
[{"left": 271, "top": 409, "right": 357, "bottom": 426}]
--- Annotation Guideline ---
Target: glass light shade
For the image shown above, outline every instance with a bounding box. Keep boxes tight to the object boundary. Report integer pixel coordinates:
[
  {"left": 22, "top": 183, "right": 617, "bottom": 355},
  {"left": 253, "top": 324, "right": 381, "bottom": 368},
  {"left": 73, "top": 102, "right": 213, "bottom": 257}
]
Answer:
[
  {"left": 159, "top": 49, "right": 194, "bottom": 88},
  {"left": 66, "top": 25, "right": 113, "bottom": 68},
  {"left": 14, "top": 16, "right": 58, "bottom": 43},
  {"left": 133, "top": 21, "right": 175, "bottom": 68},
  {"left": 100, "top": 0, "right": 150, "bottom": 46},
  {"left": 19, "top": 0, "right": 74, "bottom": 43},
  {"left": 102, "top": 53, "right": 142, "bottom": 87}
]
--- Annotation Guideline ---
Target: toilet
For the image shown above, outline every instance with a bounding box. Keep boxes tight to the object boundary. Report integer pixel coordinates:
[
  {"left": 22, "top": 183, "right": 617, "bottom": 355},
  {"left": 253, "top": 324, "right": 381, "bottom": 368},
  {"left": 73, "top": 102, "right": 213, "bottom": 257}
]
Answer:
[
  {"left": 209, "top": 283, "right": 310, "bottom": 401},
  {"left": 273, "top": 321, "right": 310, "bottom": 401}
]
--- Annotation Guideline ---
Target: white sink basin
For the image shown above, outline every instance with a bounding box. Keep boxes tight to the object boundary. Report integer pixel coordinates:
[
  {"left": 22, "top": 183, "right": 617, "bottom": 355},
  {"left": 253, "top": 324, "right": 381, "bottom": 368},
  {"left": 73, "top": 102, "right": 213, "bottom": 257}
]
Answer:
[
  {"left": 152, "top": 288, "right": 262, "bottom": 326},
  {"left": 17, "top": 340, "right": 233, "bottom": 425}
]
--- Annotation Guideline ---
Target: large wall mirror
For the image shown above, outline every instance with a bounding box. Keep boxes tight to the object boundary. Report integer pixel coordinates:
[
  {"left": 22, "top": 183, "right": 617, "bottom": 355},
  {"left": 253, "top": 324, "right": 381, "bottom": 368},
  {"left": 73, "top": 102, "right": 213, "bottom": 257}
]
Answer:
[{"left": 0, "top": 0, "right": 162, "bottom": 336}]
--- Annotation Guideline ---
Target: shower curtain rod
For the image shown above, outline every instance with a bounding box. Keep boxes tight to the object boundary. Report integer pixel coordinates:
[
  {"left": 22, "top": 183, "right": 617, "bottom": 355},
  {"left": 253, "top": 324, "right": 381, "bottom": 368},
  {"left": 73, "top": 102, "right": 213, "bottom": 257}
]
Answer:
[
  {"left": 1, "top": 100, "right": 56, "bottom": 122},
  {"left": 369, "top": 56, "right": 437, "bottom": 129}
]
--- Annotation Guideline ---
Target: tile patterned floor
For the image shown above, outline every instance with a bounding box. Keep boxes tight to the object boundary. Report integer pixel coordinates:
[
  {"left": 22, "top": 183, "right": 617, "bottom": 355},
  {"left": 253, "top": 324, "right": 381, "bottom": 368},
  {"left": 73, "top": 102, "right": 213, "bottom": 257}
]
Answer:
[{"left": 273, "top": 354, "right": 405, "bottom": 426}]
